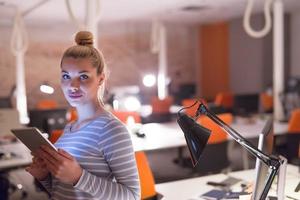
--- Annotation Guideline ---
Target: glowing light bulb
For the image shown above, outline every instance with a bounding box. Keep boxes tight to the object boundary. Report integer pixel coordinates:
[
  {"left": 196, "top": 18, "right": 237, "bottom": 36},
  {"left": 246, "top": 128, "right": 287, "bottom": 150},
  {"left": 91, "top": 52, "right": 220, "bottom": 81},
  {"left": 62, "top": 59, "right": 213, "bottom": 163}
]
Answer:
[
  {"left": 143, "top": 74, "right": 156, "bottom": 87},
  {"left": 40, "top": 84, "right": 54, "bottom": 94},
  {"left": 124, "top": 96, "right": 141, "bottom": 111}
]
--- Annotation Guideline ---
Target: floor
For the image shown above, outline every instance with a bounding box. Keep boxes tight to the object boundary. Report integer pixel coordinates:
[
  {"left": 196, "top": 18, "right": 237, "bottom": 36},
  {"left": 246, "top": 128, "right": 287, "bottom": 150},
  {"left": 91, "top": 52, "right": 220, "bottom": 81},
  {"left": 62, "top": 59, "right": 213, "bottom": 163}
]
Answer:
[{"left": 4, "top": 140, "right": 258, "bottom": 200}]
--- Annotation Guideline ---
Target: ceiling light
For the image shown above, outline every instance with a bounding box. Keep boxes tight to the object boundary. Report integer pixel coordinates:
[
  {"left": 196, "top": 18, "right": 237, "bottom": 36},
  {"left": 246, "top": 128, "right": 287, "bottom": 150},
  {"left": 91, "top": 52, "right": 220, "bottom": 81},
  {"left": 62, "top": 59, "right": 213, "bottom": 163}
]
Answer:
[
  {"left": 124, "top": 96, "right": 141, "bottom": 111},
  {"left": 40, "top": 84, "right": 54, "bottom": 94},
  {"left": 181, "top": 5, "right": 208, "bottom": 12},
  {"left": 143, "top": 74, "right": 156, "bottom": 87}
]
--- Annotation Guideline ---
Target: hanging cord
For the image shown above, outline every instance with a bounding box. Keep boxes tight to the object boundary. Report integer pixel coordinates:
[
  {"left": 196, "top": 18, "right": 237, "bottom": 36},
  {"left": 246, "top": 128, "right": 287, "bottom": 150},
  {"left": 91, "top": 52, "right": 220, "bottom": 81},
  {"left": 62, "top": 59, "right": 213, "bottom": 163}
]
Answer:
[
  {"left": 65, "top": 0, "right": 101, "bottom": 30},
  {"left": 10, "top": 8, "right": 29, "bottom": 56},
  {"left": 150, "top": 21, "right": 161, "bottom": 54},
  {"left": 243, "top": 0, "right": 273, "bottom": 38},
  {"left": 22, "top": 0, "right": 50, "bottom": 16},
  {"left": 9, "top": 0, "right": 50, "bottom": 55}
]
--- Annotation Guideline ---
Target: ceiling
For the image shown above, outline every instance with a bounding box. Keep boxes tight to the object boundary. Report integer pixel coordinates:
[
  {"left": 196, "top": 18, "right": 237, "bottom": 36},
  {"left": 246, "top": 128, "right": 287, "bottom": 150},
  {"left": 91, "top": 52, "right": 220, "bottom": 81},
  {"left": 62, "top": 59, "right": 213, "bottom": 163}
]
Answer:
[{"left": 1, "top": 0, "right": 300, "bottom": 26}]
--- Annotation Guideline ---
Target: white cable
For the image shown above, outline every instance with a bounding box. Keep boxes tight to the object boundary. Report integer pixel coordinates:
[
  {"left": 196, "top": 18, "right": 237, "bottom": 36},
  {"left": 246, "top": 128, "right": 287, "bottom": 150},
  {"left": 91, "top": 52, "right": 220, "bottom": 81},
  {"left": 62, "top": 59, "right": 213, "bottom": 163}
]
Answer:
[
  {"left": 150, "top": 21, "right": 161, "bottom": 54},
  {"left": 22, "top": 0, "right": 50, "bottom": 17},
  {"left": 243, "top": 0, "right": 273, "bottom": 38},
  {"left": 65, "top": 0, "right": 101, "bottom": 30},
  {"left": 10, "top": 8, "right": 28, "bottom": 56},
  {"left": 65, "top": 0, "right": 85, "bottom": 29},
  {"left": 9, "top": 0, "right": 49, "bottom": 54}
]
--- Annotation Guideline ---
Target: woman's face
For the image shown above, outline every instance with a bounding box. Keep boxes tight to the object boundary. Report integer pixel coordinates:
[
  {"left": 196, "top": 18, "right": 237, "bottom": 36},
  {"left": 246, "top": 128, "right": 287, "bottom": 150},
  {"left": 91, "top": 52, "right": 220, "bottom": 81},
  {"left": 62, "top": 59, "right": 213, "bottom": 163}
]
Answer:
[{"left": 60, "top": 57, "right": 104, "bottom": 107}]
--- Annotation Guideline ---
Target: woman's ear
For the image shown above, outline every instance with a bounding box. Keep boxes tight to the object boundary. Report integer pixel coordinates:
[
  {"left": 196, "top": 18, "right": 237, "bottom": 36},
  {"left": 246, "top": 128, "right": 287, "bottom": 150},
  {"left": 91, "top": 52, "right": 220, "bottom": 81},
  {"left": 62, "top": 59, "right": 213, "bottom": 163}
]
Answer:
[{"left": 98, "top": 73, "right": 105, "bottom": 85}]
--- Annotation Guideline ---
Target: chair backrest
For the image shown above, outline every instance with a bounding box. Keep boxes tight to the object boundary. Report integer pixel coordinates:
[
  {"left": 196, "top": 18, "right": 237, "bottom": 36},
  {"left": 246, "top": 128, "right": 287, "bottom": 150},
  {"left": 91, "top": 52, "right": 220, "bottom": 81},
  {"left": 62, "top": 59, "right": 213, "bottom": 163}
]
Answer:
[
  {"left": 135, "top": 151, "right": 156, "bottom": 200},
  {"left": 193, "top": 113, "right": 233, "bottom": 175},
  {"left": 49, "top": 129, "right": 64, "bottom": 144},
  {"left": 111, "top": 111, "right": 141, "bottom": 124},
  {"left": 67, "top": 107, "right": 78, "bottom": 122},
  {"left": 181, "top": 98, "right": 207, "bottom": 117},
  {"left": 36, "top": 99, "right": 58, "bottom": 110},
  {"left": 214, "top": 92, "right": 233, "bottom": 109},
  {"left": 260, "top": 93, "right": 273, "bottom": 112},
  {"left": 197, "top": 113, "right": 233, "bottom": 144},
  {"left": 151, "top": 96, "right": 173, "bottom": 114},
  {"left": 288, "top": 108, "right": 300, "bottom": 133}
]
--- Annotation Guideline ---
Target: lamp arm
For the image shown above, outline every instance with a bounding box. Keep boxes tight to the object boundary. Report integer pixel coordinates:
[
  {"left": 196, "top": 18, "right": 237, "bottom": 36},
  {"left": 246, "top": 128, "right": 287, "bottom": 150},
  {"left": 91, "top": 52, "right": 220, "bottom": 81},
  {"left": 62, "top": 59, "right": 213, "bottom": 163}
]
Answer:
[{"left": 197, "top": 104, "right": 282, "bottom": 200}]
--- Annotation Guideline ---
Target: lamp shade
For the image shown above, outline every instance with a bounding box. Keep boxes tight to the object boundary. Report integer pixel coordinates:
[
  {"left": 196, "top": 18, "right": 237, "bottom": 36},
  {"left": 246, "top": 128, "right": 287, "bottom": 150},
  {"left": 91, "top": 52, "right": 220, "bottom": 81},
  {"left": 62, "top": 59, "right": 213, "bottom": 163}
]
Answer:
[{"left": 177, "top": 113, "right": 211, "bottom": 166}]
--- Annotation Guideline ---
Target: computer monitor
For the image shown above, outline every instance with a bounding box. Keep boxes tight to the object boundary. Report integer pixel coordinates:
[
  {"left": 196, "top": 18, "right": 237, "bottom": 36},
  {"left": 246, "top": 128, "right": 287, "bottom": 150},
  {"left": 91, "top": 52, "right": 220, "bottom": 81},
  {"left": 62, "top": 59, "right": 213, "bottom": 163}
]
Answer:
[
  {"left": 0, "top": 98, "right": 12, "bottom": 108},
  {"left": 252, "top": 117, "right": 274, "bottom": 199},
  {"left": 253, "top": 118, "right": 288, "bottom": 200},
  {"left": 28, "top": 108, "right": 67, "bottom": 133},
  {"left": 233, "top": 94, "right": 259, "bottom": 116}
]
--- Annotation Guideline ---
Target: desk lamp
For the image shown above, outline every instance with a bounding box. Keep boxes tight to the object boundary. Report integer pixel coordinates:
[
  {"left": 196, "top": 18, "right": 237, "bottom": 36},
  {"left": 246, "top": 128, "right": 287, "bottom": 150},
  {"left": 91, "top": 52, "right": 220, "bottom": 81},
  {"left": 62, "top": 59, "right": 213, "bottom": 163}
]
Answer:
[{"left": 177, "top": 102, "right": 283, "bottom": 200}]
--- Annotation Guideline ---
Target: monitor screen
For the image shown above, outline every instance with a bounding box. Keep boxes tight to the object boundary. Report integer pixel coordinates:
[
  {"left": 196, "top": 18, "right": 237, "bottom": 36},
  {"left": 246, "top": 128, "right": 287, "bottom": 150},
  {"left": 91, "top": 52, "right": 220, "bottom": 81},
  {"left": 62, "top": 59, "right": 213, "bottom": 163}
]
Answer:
[
  {"left": 0, "top": 98, "right": 12, "bottom": 108},
  {"left": 252, "top": 117, "right": 274, "bottom": 199},
  {"left": 233, "top": 94, "right": 259, "bottom": 116},
  {"left": 28, "top": 108, "right": 67, "bottom": 133}
]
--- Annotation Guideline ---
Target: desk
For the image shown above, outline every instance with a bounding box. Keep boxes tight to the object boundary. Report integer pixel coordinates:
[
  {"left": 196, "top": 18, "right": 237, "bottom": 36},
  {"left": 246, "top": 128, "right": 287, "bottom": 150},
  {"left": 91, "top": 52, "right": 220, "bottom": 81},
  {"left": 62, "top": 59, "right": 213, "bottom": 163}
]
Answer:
[
  {"left": 131, "top": 117, "right": 288, "bottom": 152},
  {"left": 0, "top": 142, "right": 32, "bottom": 171},
  {"left": 156, "top": 164, "right": 299, "bottom": 200},
  {"left": 232, "top": 116, "right": 287, "bottom": 138},
  {"left": 131, "top": 122, "right": 186, "bottom": 152},
  {"left": 231, "top": 117, "right": 288, "bottom": 169},
  {"left": 130, "top": 118, "right": 288, "bottom": 169}
]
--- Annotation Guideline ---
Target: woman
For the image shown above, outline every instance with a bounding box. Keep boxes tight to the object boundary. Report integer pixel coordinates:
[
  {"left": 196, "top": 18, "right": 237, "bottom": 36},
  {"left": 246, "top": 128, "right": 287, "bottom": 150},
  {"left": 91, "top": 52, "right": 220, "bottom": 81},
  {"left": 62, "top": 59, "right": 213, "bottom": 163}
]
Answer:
[{"left": 26, "top": 31, "right": 141, "bottom": 200}]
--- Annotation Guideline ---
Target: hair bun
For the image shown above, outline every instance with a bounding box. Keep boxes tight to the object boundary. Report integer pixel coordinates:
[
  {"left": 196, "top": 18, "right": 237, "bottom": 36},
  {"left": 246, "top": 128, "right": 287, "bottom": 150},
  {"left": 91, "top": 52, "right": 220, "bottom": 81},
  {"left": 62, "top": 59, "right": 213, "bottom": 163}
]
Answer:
[{"left": 75, "top": 31, "right": 94, "bottom": 47}]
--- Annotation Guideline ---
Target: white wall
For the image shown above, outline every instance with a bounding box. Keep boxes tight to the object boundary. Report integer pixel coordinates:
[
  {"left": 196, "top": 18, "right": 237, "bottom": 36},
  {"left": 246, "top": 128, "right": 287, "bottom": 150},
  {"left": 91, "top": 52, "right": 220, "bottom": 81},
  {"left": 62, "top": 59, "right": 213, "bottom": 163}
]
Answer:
[{"left": 229, "top": 15, "right": 272, "bottom": 94}]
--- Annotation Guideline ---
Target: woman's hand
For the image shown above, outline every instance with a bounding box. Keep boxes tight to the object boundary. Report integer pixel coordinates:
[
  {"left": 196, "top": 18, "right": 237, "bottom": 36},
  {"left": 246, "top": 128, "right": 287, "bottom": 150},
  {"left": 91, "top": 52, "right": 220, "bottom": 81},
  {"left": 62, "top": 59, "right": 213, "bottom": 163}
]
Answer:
[
  {"left": 36, "top": 146, "right": 83, "bottom": 185},
  {"left": 25, "top": 156, "right": 49, "bottom": 181}
]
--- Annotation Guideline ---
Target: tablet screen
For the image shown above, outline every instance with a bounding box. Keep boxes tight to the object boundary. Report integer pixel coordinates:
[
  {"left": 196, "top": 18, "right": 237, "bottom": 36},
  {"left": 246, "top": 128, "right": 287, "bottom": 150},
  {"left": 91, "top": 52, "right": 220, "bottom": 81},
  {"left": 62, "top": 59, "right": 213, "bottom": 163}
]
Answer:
[{"left": 11, "top": 127, "right": 57, "bottom": 152}]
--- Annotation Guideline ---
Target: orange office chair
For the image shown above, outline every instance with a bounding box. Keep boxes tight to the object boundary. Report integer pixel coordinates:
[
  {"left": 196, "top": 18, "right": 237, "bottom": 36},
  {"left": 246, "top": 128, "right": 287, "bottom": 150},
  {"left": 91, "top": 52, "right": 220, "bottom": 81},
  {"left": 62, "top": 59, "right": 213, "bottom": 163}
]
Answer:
[
  {"left": 150, "top": 96, "right": 173, "bottom": 122},
  {"left": 36, "top": 99, "right": 58, "bottom": 110},
  {"left": 49, "top": 129, "right": 64, "bottom": 144},
  {"left": 214, "top": 92, "right": 234, "bottom": 110},
  {"left": 193, "top": 113, "right": 233, "bottom": 174},
  {"left": 287, "top": 108, "right": 300, "bottom": 133},
  {"left": 111, "top": 111, "right": 141, "bottom": 124},
  {"left": 197, "top": 113, "right": 233, "bottom": 144},
  {"left": 151, "top": 96, "right": 173, "bottom": 114},
  {"left": 181, "top": 98, "right": 207, "bottom": 117},
  {"left": 260, "top": 93, "right": 273, "bottom": 113},
  {"left": 67, "top": 107, "right": 78, "bottom": 122},
  {"left": 135, "top": 151, "right": 157, "bottom": 200}
]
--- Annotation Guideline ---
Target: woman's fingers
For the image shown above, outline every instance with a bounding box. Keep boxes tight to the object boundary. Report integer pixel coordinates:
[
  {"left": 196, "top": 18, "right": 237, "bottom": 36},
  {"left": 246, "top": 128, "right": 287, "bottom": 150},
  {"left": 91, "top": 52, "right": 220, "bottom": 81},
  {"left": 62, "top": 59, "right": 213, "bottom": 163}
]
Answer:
[
  {"left": 58, "top": 149, "right": 73, "bottom": 160},
  {"left": 41, "top": 146, "right": 63, "bottom": 162},
  {"left": 42, "top": 155, "right": 57, "bottom": 173}
]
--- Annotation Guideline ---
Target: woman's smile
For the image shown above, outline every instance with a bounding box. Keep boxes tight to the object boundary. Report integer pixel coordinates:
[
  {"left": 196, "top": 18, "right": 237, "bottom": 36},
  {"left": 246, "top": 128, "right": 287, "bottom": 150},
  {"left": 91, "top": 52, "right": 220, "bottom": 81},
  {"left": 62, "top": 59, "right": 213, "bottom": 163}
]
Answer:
[{"left": 68, "top": 92, "right": 83, "bottom": 99}]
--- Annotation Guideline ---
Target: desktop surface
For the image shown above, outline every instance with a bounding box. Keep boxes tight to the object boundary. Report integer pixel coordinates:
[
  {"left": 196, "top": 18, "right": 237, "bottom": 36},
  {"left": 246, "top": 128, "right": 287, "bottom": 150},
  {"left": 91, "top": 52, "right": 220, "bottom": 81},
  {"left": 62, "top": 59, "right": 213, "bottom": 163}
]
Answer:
[
  {"left": 0, "top": 141, "right": 32, "bottom": 171},
  {"left": 130, "top": 115, "right": 288, "bottom": 152},
  {"left": 155, "top": 164, "right": 299, "bottom": 200}
]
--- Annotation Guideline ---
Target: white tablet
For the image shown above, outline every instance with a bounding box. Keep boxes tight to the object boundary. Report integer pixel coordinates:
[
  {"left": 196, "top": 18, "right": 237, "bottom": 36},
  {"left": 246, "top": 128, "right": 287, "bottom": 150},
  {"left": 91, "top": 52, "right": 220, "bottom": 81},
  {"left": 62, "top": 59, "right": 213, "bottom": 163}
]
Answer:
[{"left": 11, "top": 127, "right": 57, "bottom": 152}]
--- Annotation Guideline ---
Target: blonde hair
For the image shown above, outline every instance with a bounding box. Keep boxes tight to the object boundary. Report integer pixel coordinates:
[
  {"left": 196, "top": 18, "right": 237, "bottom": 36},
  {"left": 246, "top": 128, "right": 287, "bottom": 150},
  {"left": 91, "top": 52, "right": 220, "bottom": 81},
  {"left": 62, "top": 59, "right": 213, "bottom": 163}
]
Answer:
[
  {"left": 61, "top": 31, "right": 107, "bottom": 105},
  {"left": 61, "top": 31, "right": 105, "bottom": 75}
]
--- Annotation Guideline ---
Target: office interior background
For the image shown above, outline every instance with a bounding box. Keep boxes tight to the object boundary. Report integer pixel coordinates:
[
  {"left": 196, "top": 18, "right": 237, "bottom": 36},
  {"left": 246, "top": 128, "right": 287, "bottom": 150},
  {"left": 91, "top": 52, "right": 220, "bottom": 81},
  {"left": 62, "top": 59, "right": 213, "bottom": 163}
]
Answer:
[
  {"left": 0, "top": 0, "right": 299, "bottom": 107},
  {"left": 0, "top": 0, "right": 300, "bottom": 199}
]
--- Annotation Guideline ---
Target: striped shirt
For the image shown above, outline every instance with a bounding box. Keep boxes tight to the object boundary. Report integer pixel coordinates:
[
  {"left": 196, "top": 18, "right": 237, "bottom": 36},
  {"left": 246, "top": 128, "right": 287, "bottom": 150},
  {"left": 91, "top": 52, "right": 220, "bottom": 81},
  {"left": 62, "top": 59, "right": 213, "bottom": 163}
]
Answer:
[{"left": 40, "top": 111, "right": 141, "bottom": 200}]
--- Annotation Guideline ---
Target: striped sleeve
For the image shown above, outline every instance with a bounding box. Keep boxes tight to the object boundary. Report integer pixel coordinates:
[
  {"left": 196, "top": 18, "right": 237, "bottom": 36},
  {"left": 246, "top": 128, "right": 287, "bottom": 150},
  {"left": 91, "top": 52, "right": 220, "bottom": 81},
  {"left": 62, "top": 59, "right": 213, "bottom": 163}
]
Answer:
[
  {"left": 38, "top": 173, "right": 52, "bottom": 194},
  {"left": 74, "top": 119, "right": 141, "bottom": 200}
]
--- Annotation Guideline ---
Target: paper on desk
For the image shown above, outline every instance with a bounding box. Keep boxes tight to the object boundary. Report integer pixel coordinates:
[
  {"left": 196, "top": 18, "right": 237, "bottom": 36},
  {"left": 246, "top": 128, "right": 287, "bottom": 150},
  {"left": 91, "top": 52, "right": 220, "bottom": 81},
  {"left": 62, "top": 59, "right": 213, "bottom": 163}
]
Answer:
[{"left": 285, "top": 179, "right": 300, "bottom": 200}]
